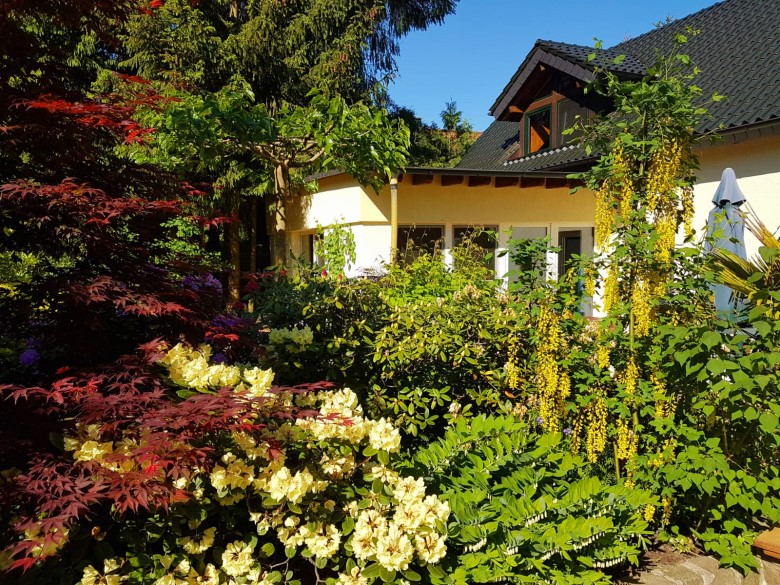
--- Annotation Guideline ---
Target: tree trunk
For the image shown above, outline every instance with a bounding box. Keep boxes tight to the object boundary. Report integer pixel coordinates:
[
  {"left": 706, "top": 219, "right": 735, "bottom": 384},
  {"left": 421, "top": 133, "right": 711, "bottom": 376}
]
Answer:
[
  {"left": 250, "top": 197, "right": 258, "bottom": 273},
  {"left": 227, "top": 191, "right": 241, "bottom": 305},
  {"left": 270, "top": 164, "right": 290, "bottom": 265}
]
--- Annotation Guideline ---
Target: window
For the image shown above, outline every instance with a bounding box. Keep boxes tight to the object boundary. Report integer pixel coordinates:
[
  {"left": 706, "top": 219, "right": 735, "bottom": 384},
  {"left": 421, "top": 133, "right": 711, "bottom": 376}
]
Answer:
[
  {"left": 397, "top": 225, "right": 444, "bottom": 264},
  {"left": 453, "top": 226, "right": 498, "bottom": 272},
  {"left": 555, "top": 99, "right": 588, "bottom": 146},
  {"left": 300, "top": 233, "right": 315, "bottom": 265},
  {"left": 557, "top": 230, "right": 582, "bottom": 276},
  {"left": 508, "top": 226, "right": 548, "bottom": 279},
  {"left": 525, "top": 107, "right": 551, "bottom": 154}
]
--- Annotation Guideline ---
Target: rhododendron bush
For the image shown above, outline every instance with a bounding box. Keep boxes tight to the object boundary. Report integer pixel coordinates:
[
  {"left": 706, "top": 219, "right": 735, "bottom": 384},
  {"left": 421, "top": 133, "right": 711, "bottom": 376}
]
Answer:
[{"left": 3, "top": 344, "right": 448, "bottom": 585}]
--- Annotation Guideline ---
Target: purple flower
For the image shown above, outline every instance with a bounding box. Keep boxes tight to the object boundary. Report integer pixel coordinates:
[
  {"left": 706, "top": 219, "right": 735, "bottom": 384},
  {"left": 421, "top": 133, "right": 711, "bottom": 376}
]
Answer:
[
  {"left": 181, "top": 273, "right": 223, "bottom": 294},
  {"left": 536, "top": 416, "right": 544, "bottom": 425},
  {"left": 211, "top": 314, "right": 249, "bottom": 329},
  {"left": 203, "top": 274, "right": 223, "bottom": 293},
  {"left": 212, "top": 352, "right": 227, "bottom": 364},
  {"left": 181, "top": 275, "right": 202, "bottom": 292},
  {"left": 563, "top": 428, "right": 573, "bottom": 435},
  {"left": 19, "top": 349, "right": 40, "bottom": 367}
]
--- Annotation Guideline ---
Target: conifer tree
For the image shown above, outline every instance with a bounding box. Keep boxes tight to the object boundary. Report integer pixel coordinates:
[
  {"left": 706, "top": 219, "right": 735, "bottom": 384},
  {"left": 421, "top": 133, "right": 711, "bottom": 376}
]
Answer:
[{"left": 118, "top": 0, "right": 457, "bottom": 299}]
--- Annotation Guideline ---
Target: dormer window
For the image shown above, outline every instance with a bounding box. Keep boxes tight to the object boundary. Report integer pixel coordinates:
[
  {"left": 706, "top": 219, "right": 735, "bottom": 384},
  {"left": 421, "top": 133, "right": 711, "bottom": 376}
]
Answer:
[{"left": 526, "top": 107, "right": 551, "bottom": 153}]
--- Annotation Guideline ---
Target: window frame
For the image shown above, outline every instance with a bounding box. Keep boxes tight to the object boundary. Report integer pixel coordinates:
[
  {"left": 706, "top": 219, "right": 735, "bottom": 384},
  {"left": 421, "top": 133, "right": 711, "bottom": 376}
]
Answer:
[{"left": 524, "top": 104, "right": 553, "bottom": 155}]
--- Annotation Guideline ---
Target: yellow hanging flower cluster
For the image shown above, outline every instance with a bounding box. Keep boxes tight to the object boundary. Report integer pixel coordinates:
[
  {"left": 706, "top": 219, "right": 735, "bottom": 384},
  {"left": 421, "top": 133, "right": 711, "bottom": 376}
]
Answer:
[
  {"left": 646, "top": 138, "right": 682, "bottom": 213},
  {"left": 505, "top": 334, "right": 520, "bottom": 391},
  {"left": 585, "top": 395, "right": 608, "bottom": 463},
  {"left": 534, "top": 304, "right": 569, "bottom": 432},
  {"left": 681, "top": 185, "right": 694, "bottom": 237},
  {"left": 623, "top": 353, "right": 639, "bottom": 396},
  {"left": 603, "top": 265, "right": 620, "bottom": 314},
  {"left": 631, "top": 278, "right": 652, "bottom": 338},
  {"left": 622, "top": 431, "right": 640, "bottom": 489},
  {"left": 615, "top": 419, "right": 632, "bottom": 460},
  {"left": 646, "top": 137, "right": 697, "bottom": 263},
  {"left": 661, "top": 496, "right": 674, "bottom": 526},
  {"left": 652, "top": 373, "right": 675, "bottom": 419},
  {"left": 595, "top": 138, "right": 635, "bottom": 251},
  {"left": 596, "top": 343, "right": 611, "bottom": 370}
]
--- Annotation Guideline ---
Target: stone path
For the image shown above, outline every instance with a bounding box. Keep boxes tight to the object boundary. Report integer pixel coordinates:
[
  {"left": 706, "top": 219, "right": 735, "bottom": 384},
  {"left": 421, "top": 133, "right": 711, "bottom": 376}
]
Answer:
[{"left": 618, "top": 550, "right": 780, "bottom": 585}]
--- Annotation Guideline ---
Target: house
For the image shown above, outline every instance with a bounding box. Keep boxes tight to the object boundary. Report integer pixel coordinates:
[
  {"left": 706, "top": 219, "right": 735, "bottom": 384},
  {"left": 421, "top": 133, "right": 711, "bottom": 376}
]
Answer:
[{"left": 277, "top": 0, "right": 780, "bottom": 305}]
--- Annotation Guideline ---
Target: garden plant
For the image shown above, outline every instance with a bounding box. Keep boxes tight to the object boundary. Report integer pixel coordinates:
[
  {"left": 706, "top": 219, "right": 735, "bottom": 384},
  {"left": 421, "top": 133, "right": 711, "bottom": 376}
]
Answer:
[{"left": 4, "top": 3, "right": 780, "bottom": 585}]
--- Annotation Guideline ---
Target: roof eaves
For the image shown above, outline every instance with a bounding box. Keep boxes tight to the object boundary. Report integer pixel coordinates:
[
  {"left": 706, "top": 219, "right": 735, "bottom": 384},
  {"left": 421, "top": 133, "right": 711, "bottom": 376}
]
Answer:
[{"left": 403, "top": 166, "right": 572, "bottom": 179}]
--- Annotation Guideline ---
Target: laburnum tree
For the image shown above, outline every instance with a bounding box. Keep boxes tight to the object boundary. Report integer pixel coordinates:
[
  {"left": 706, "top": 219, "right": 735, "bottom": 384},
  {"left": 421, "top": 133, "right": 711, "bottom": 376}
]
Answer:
[{"left": 115, "top": 0, "right": 458, "bottom": 301}]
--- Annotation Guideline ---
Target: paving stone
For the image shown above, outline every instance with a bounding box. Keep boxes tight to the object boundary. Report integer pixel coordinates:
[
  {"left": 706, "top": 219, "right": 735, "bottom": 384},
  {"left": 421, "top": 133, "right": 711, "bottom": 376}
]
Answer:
[
  {"left": 641, "top": 567, "right": 697, "bottom": 584},
  {"left": 759, "top": 556, "right": 780, "bottom": 585},
  {"left": 618, "top": 552, "right": 780, "bottom": 585}
]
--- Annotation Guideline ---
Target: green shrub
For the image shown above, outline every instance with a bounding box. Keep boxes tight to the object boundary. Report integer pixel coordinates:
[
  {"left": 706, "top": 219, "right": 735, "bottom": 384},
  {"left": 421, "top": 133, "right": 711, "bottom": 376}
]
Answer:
[{"left": 407, "top": 415, "right": 654, "bottom": 584}]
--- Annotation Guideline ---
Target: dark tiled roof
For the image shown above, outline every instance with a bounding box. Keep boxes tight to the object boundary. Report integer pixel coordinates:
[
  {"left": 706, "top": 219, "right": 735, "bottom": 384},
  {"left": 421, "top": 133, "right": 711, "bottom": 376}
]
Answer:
[
  {"left": 502, "top": 145, "right": 594, "bottom": 173},
  {"left": 460, "top": 0, "right": 780, "bottom": 173},
  {"left": 614, "top": 0, "right": 780, "bottom": 133},
  {"left": 456, "top": 120, "right": 520, "bottom": 170},
  {"left": 537, "top": 40, "right": 646, "bottom": 76}
]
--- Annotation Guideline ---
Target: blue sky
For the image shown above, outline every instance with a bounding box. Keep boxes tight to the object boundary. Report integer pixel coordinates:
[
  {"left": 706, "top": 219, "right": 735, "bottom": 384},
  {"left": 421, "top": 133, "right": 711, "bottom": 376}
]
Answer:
[{"left": 389, "top": 0, "right": 717, "bottom": 130}]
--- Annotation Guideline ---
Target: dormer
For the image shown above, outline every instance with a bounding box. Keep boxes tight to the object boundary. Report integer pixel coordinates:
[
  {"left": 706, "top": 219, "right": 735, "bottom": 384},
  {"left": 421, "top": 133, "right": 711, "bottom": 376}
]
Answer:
[{"left": 490, "top": 40, "right": 645, "bottom": 158}]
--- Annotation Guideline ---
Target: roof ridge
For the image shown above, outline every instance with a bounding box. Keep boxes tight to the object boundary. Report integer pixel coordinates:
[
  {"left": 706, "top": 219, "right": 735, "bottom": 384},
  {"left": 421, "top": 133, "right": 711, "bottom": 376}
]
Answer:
[{"left": 504, "top": 144, "right": 580, "bottom": 166}]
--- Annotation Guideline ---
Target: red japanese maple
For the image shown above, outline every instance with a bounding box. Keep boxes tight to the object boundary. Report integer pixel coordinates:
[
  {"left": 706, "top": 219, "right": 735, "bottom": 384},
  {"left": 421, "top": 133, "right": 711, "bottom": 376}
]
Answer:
[{"left": 0, "top": 2, "right": 274, "bottom": 580}]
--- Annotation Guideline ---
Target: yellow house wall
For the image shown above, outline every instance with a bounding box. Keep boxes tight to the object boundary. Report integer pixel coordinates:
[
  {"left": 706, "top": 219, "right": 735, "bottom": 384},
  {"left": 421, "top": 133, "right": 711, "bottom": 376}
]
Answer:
[
  {"left": 396, "top": 179, "right": 594, "bottom": 227},
  {"left": 283, "top": 175, "right": 390, "bottom": 232},
  {"left": 694, "top": 132, "right": 780, "bottom": 257}
]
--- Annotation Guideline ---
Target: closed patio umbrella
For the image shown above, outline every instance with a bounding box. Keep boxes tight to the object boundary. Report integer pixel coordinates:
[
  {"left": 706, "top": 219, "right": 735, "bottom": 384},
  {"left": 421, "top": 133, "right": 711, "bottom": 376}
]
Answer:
[{"left": 705, "top": 168, "right": 747, "bottom": 318}]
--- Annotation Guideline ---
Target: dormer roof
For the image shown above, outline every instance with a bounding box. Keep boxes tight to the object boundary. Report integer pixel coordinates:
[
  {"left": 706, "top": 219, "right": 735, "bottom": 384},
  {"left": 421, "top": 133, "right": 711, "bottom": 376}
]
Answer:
[{"left": 489, "top": 40, "right": 644, "bottom": 119}]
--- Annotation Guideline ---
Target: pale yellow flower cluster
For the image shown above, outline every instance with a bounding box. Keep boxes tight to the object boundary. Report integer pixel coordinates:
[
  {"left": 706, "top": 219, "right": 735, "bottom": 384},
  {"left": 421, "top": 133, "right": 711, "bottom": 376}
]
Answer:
[
  {"left": 277, "top": 518, "right": 341, "bottom": 560},
  {"left": 221, "top": 541, "right": 255, "bottom": 577},
  {"left": 154, "top": 556, "right": 192, "bottom": 585},
  {"left": 22, "top": 523, "right": 69, "bottom": 559},
  {"left": 63, "top": 423, "right": 141, "bottom": 475},
  {"left": 265, "top": 465, "right": 327, "bottom": 504},
  {"left": 349, "top": 473, "right": 449, "bottom": 571},
  {"left": 159, "top": 343, "right": 275, "bottom": 399},
  {"left": 296, "top": 389, "right": 401, "bottom": 452},
  {"left": 320, "top": 452, "right": 356, "bottom": 479},
  {"left": 211, "top": 453, "right": 255, "bottom": 492},
  {"left": 268, "top": 325, "right": 313, "bottom": 348},
  {"left": 337, "top": 566, "right": 369, "bottom": 585},
  {"left": 160, "top": 343, "right": 242, "bottom": 392},
  {"left": 240, "top": 367, "right": 275, "bottom": 399}
]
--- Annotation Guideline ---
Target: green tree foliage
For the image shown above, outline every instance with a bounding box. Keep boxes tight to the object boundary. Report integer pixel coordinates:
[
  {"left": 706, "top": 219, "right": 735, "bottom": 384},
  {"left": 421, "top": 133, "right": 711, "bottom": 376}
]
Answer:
[
  {"left": 121, "top": 0, "right": 459, "bottom": 106},
  {"left": 391, "top": 100, "right": 478, "bottom": 167},
  {"left": 118, "top": 0, "right": 454, "bottom": 299},
  {"left": 124, "top": 82, "right": 408, "bottom": 300}
]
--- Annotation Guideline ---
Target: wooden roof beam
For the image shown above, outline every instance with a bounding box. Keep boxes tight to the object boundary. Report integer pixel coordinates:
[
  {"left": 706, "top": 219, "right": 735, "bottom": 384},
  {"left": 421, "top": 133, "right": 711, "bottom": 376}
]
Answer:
[
  {"left": 467, "top": 175, "right": 492, "bottom": 187},
  {"left": 495, "top": 176, "right": 519, "bottom": 188},
  {"left": 520, "top": 176, "right": 545, "bottom": 188},
  {"left": 441, "top": 175, "right": 464, "bottom": 187},
  {"left": 545, "top": 177, "right": 568, "bottom": 189},
  {"left": 411, "top": 174, "right": 434, "bottom": 185}
]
